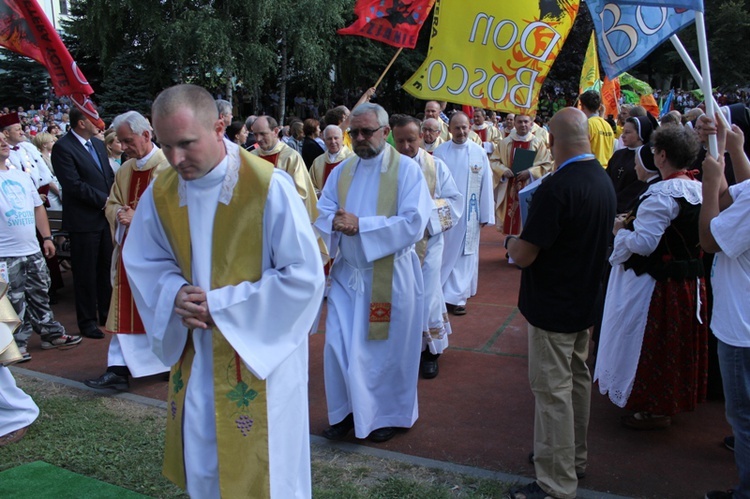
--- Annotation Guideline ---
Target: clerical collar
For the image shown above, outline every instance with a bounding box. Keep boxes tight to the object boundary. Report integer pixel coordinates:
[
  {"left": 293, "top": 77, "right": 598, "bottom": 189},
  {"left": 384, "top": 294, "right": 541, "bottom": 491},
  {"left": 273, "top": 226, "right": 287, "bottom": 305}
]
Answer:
[
  {"left": 327, "top": 151, "right": 339, "bottom": 162},
  {"left": 451, "top": 140, "right": 469, "bottom": 148},
  {"left": 515, "top": 132, "right": 532, "bottom": 141},
  {"left": 136, "top": 146, "right": 158, "bottom": 170}
]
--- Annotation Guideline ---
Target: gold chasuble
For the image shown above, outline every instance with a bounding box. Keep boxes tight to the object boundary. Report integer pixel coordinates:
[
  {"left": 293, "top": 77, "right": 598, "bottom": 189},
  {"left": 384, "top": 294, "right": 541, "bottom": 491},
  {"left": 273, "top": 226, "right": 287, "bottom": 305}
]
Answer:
[
  {"left": 337, "top": 145, "right": 400, "bottom": 340},
  {"left": 152, "top": 151, "right": 273, "bottom": 498},
  {"left": 105, "top": 152, "right": 170, "bottom": 334}
]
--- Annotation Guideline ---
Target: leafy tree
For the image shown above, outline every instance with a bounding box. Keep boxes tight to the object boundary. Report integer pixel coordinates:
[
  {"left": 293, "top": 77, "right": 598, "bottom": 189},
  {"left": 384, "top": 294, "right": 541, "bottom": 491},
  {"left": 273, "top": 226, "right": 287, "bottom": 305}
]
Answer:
[
  {"left": 0, "top": 49, "right": 50, "bottom": 108},
  {"left": 97, "top": 48, "right": 155, "bottom": 120}
]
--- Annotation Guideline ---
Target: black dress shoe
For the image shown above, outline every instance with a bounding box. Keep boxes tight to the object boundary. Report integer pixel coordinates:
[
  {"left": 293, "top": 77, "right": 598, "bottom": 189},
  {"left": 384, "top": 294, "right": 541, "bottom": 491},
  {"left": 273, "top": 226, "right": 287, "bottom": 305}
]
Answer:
[
  {"left": 453, "top": 305, "right": 467, "bottom": 315},
  {"left": 84, "top": 371, "right": 129, "bottom": 391},
  {"left": 322, "top": 413, "right": 354, "bottom": 440},
  {"left": 81, "top": 328, "right": 105, "bottom": 339},
  {"left": 369, "top": 427, "right": 397, "bottom": 442},
  {"left": 420, "top": 351, "right": 440, "bottom": 379}
]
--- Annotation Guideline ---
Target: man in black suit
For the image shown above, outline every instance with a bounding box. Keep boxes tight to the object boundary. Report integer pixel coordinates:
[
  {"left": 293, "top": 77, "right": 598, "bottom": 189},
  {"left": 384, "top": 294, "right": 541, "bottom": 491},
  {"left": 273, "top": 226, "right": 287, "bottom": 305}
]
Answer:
[{"left": 52, "top": 107, "right": 114, "bottom": 339}]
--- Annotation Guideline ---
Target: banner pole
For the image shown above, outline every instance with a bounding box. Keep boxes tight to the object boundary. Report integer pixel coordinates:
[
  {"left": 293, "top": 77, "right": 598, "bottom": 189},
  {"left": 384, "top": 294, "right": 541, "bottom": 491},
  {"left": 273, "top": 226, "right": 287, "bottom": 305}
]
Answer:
[
  {"left": 669, "top": 35, "right": 728, "bottom": 128},
  {"left": 374, "top": 47, "right": 404, "bottom": 90},
  {"left": 694, "top": 12, "right": 719, "bottom": 158}
]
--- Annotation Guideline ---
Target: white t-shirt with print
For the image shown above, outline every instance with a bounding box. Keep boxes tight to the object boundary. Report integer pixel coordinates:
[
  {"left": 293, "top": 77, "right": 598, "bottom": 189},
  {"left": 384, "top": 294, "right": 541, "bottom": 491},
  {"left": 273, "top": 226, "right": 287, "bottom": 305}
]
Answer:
[
  {"left": 0, "top": 168, "right": 43, "bottom": 257},
  {"left": 710, "top": 179, "right": 750, "bottom": 347}
]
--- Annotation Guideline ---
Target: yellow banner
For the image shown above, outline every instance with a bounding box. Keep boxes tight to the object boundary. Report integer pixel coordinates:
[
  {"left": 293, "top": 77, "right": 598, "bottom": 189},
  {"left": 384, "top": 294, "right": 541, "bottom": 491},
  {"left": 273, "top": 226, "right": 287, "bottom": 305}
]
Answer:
[
  {"left": 579, "top": 32, "right": 601, "bottom": 94},
  {"left": 404, "top": 0, "right": 580, "bottom": 114}
]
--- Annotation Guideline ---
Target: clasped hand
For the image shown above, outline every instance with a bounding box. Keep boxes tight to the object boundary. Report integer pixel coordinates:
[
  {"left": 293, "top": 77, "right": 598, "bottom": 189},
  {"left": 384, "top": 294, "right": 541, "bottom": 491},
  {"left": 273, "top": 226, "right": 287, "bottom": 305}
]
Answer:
[
  {"left": 117, "top": 206, "right": 134, "bottom": 227},
  {"left": 174, "top": 285, "right": 214, "bottom": 330},
  {"left": 333, "top": 208, "right": 359, "bottom": 236}
]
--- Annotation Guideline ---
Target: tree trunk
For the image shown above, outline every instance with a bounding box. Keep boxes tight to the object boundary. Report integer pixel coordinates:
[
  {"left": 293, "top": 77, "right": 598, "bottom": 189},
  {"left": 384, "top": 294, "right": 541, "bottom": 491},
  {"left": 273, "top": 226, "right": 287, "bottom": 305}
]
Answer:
[
  {"left": 279, "top": 30, "right": 288, "bottom": 125},
  {"left": 225, "top": 77, "right": 233, "bottom": 113}
]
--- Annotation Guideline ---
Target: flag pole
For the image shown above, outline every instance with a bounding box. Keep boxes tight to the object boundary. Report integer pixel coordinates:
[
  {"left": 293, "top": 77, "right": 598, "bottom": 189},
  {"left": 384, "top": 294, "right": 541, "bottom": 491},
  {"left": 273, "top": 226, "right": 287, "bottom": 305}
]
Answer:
[
  {"left": 694, "top": 12, "right": 719, "bottom": 158},
  {"left": 669, "top": 35, "right": 729, "bottom": 128},
  {"left": 374, "top": 47, "right": 404, "bottom": 90}
]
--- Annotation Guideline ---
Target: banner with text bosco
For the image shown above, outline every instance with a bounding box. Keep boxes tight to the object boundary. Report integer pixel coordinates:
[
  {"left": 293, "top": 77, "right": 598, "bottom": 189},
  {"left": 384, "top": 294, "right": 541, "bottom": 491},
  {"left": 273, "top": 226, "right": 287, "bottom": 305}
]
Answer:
[{"left": 404, "top": 0, "right": 580, "bottom": 114}]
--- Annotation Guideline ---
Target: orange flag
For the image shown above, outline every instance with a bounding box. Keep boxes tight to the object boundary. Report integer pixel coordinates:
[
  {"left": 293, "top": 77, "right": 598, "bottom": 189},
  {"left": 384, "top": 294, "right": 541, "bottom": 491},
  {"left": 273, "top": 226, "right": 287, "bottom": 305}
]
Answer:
[{"left": 601, "top": 77, "right": 620, "bottom": 120}]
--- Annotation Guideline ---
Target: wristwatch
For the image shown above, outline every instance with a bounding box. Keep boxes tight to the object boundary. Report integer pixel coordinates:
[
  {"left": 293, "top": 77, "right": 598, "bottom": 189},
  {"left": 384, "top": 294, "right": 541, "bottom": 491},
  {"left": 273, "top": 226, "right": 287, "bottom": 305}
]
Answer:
[
  {"left": 42, "top": 236, "right": 54, "bottom": 242},
  {"left": 503, "top": 235, "right": 518, "bottom": 250}
]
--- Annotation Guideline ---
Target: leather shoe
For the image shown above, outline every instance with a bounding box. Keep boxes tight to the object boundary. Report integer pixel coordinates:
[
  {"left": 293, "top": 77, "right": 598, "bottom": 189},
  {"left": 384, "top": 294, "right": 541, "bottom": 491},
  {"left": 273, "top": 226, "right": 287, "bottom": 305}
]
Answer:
[
  {"left": 420, "top": 351, "right": 440, "bottom": 379},
  {"left": 369, "top": 427, "right": 397, "bottom": 442},
  {"left": 81, "top": 328, "right": 105, "bottom": 339},
  {"left": 322, "top": 413, "right": 354, "bottom": 440},
  {"left": 84, "top": 371, "right": 129, "bottom": 391}
]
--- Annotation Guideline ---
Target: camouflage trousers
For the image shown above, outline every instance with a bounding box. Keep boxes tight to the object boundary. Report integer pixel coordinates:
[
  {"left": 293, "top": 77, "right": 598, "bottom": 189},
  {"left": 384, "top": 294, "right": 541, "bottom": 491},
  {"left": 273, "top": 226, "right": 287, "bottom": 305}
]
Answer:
[{"left": 0, "top": 252, "right": 65, "bottom": 348}]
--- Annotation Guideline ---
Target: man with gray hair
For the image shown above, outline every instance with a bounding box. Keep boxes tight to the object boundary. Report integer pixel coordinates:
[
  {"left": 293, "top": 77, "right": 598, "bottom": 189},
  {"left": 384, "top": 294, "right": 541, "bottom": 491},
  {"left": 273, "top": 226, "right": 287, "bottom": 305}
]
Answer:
[
  {"left": 315, "top": 102, "right": 433, "bottom": 443},
  {"left": 215, "top": 99, "right": 233, "bottom": 128},
  {"left": 421, "top": 117, "right": 445, "bottom": 154},
  {"left": 310, "top": 124, "right": 352, "bottom": 196},
  {"left": 84, "top": 111, "right": 170, "bottom": 391}
]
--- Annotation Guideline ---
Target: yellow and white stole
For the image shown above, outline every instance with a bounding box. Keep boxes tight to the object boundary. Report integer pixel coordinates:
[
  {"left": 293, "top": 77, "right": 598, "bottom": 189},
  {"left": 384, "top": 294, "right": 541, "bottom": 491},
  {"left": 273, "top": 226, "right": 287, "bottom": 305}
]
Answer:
[
  {"left": 153, "top": 150, "right": 274, "bottom": 498},
  {"left": 337, "top": 145, "right": 400, "bottom": 340},
  {"left": 415, "top": 151, "right": 437, "bottom": 264}
]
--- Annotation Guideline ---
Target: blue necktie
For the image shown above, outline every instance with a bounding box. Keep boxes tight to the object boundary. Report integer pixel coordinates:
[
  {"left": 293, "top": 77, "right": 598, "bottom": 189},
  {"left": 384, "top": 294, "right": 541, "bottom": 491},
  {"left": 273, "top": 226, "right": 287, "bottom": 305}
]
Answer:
[{"left": 85, "top": 140, "right": 103, "bottom": 172}]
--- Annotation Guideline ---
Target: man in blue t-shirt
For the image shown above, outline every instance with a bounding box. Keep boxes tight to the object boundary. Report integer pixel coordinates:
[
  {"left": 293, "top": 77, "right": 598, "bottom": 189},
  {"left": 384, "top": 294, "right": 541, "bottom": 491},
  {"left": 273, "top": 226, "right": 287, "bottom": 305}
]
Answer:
[{"left": 505, "top": 108, "right": 616, "bottom": 499}]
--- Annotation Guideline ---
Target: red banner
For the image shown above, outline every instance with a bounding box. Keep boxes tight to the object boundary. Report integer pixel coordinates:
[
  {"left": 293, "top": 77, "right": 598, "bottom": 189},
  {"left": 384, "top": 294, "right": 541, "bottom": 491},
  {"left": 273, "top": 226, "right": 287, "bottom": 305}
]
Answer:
[
  {"left": 337, "top": 0, "right": 435, "bottom": 49},
  {"left": 0, "top": 0, "right": 104, "bottom": 128}
]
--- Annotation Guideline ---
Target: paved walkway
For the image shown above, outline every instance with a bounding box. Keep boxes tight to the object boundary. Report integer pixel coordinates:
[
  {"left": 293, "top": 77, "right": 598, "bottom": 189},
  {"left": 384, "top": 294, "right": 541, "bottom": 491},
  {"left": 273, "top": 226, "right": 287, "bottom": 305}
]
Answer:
[{"left": 14, "top": 227, "right": 737, "bottom": 498}]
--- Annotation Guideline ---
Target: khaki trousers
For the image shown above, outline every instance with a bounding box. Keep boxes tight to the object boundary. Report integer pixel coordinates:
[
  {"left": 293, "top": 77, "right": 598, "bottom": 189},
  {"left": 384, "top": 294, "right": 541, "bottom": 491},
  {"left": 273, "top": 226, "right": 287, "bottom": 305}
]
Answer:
[{"left": 528, "top": 325, "right": 591, "bottom": 499}]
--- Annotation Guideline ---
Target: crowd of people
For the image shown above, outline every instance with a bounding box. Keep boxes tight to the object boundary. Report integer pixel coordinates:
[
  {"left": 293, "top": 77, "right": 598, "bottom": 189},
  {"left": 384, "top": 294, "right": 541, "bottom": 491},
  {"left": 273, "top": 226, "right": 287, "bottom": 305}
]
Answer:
[{"left": 1, "top": 85, "right": 748, "bottom": 499}]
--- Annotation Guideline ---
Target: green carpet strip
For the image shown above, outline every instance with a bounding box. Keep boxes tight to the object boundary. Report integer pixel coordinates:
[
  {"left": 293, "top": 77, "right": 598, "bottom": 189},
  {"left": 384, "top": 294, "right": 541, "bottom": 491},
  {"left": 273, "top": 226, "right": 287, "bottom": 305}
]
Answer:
[{"left": 0, "top": 461, "right": 150, "bottom": 498}]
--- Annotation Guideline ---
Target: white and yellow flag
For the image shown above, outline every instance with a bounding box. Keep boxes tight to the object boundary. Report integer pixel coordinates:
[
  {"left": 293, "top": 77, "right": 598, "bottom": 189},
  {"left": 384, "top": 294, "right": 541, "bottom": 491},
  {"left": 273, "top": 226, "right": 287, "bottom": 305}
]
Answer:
[{"left": 404, "top": 0, "right": 580, "bottom": 114}]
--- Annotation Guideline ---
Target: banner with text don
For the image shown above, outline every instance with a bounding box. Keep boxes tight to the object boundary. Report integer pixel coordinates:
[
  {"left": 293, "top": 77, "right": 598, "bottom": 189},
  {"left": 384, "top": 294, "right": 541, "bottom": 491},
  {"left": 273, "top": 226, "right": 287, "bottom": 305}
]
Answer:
[{"left": 404, "top": 0, "right": 580, "bottom": 114}]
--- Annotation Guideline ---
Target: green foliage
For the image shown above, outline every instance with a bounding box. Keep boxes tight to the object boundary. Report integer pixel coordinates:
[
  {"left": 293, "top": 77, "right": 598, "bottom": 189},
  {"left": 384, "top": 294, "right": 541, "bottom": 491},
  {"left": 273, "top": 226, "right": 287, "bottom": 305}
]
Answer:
[
  {"left": 97, "top": 49, "right": 154, "bottom": 120},
  {"left": 0, "top": 50, "right": 50, "bottom": 108}
]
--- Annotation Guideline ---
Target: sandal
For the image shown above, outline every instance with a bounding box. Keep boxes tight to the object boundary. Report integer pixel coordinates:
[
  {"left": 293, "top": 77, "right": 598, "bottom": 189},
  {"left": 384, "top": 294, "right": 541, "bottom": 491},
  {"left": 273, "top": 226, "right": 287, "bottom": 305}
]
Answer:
[
  {"left": 507, "top": 481, "right": 563, "bottom": 499},
  {"left": 621, "top": 412, "right": 671, "bottom": 430},
  {"left": 0, "top": 426, "right": 28, "bottom": 447}
]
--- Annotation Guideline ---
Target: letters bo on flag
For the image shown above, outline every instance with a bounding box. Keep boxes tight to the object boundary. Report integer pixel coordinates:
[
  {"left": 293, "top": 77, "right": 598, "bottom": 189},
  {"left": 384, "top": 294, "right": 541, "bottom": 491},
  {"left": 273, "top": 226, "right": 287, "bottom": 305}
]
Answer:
[
  {"left": 587, "top": 0, "right": 697, "bottom": 79},
  {"left": 613, "top": 0, "right": 703, "bottom": 11},
  {"left": 404, "top": 0, "right": 580, "bottom": 114}
]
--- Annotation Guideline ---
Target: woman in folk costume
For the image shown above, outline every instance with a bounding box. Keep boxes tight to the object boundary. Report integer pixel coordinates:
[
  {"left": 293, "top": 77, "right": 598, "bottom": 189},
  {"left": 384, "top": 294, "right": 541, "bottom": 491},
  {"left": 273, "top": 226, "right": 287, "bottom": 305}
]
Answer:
[{"left": 595, "top": 125, "right": 708, "bottom": 430}]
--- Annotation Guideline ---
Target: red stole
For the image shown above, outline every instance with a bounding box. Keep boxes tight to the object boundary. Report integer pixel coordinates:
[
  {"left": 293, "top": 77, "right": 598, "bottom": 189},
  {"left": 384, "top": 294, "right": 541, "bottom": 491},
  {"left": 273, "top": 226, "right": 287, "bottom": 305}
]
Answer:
[
  {"left": 476, "top": 127, "right": 488, "bottom": 142},
  {"left": 322, "top": 160, "right": 343, "bottom": 187},
  {"left": 113, "top": 169, "right": 155, "bottom": 333},
  {"left": 261, "top": 153, "right": 280, "bottom": 168},
  {"left": 503, "top": 140, "right": 532, "bottom": 236}
]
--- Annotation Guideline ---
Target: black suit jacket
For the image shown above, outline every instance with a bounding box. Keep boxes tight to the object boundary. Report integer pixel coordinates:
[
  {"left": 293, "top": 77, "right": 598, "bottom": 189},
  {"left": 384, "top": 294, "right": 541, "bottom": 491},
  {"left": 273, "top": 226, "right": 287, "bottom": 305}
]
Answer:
[{"left": 52, "top": 132, "right": 114, "bottom": 232}]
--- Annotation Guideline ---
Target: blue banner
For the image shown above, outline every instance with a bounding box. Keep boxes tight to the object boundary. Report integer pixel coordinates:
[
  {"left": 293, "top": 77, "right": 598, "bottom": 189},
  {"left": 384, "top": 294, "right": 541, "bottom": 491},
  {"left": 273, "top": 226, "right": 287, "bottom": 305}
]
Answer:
[
  {"left": 660, "top": 90, "right": 674, "bottom": 117},
  {"left": 587, "top": 1, "right": 697, "bottom": 79},
  {"left": 612, "top": 0, "right": 703, "bottom": 12}
]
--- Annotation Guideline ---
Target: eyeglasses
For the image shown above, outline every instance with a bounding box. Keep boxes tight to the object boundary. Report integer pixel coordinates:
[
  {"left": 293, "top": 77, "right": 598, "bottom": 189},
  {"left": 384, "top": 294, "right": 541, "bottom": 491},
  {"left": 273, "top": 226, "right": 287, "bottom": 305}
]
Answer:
[{"left": 349, "top": 126, "right": 384, "bottom": 139}]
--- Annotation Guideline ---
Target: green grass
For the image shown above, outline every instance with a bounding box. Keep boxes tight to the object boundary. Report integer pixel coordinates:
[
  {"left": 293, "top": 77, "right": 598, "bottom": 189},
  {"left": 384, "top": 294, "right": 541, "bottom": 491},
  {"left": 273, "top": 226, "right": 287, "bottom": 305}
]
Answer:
[
  {"left": 2, "top": 375, "right": 514, "bottom": 498},
  {"left": 0, "top": 377, "right": 186, "bottom": 498}
]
